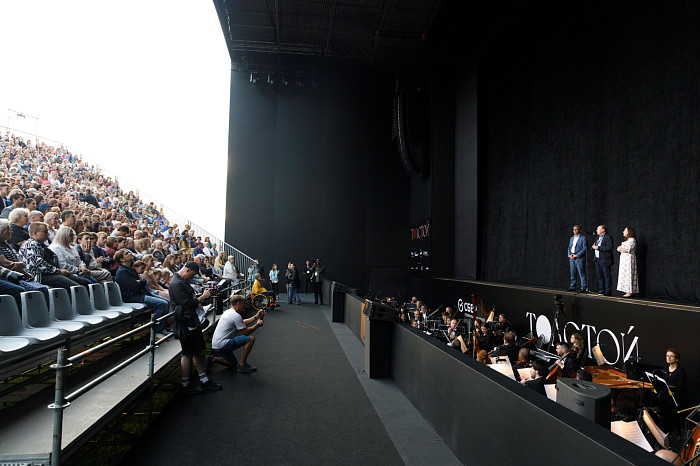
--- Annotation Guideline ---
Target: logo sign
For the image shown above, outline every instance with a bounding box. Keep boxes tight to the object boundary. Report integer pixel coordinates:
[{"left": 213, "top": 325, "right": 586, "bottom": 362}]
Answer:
[{"left": 525, "top": 312, "right": 640, "bottom": 365}]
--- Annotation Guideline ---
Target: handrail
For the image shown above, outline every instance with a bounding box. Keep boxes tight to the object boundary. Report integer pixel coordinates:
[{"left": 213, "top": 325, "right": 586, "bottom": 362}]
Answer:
[{"left": 49, "top": 310, "right": 169, "bottom": 466}]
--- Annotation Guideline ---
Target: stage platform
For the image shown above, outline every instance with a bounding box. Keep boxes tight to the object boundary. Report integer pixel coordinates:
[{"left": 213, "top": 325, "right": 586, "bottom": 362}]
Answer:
[{"left": 431, "top": 278, "right": 700, "bottom": 401}]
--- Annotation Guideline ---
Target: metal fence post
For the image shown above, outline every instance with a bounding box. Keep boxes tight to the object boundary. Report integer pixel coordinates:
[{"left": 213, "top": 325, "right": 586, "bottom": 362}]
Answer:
[
  {"left": 49, "top": 349, "right": 72, "bottom": 466},
  {"left": 148, "top": 312, "right": 156, "bottom": 379}
]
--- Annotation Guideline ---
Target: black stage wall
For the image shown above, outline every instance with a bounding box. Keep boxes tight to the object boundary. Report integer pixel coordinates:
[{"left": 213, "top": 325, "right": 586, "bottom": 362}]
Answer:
[
  {"left": 475, "top": 1, "right": 700, "bottom": 303},
  {"left": 224, "top": 70, "right": 409, "bottom": 289},
  {"left": 401, "top": 1, "right": 700, "bottom": 305}
]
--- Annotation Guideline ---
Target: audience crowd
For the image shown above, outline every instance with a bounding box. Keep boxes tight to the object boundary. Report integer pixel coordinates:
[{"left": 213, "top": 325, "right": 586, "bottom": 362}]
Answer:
[{"left": 0, "top": 133, "right": 234, "bottom": 338}]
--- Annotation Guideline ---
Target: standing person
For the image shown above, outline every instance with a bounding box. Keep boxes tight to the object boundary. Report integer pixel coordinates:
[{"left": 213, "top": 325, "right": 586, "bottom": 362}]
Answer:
[
  {"left": 567, "top": 225, "right": 587, "bottom": 293},
  {"left": 285, "top": 263, "right": 294, "bottom": 303},
  {"left": 304, "top": 260, "right": 313, "bottom": 294},
  {"left": 592, "top": 225, "right": 614, "bottom": 296},
  {"left": 269, "top": 263, "right": 279, "bottom": 298},
  {"left": 169, "top": 261, "right": 222, "bottom": 393},
  {"left": 310, "top": 258, "right": 325, "bottom": 305},
  {"left": 288, "top": 263, "right": 302, "bottom": 305},
  {"left": 616, "top": 227, "right": 638, "bottom": 298},
  {"left": 658, "top": 349, "right": 687, "bottom": 433}
]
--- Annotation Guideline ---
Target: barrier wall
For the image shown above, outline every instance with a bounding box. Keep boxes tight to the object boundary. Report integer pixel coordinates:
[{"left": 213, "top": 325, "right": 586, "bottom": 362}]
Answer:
[{"left": 391, "top": 324, "right": 663, "bottom": 465}]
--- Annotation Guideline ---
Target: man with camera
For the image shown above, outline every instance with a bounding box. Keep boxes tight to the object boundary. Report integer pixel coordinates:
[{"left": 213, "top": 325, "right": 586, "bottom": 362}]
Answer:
[
  {"left": 310, "top": 258, "right": 325, "bottom": 305},
  {"left": 170, "top": 261, "right": 222, "bottom": 393},
  {"left": 211, "top": 294, "right": 264, "bottom": 373}
]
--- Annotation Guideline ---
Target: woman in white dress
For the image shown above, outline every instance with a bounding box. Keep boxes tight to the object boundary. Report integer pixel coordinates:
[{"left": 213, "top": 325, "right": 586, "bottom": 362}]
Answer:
[{"left": 616, "top": 226, "right": 638, "bottom": 297}]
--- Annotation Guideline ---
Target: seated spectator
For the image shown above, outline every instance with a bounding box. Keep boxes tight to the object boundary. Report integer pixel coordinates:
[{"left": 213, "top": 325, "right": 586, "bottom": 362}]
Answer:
[
  {"left": 76, "top": 232, "right": 113, "bottom": 283},
  {"left": 0, "top": 192, "right": 25, "bottom": 219},
  {"left": 114, "top": 249, "right": 170, "bottom": 336},
  {"left": 214, "top": 251, "right": 226, "bottom": 272},
  {"left": 160, "top": 268, "right": 172, "bottom": 288},
  {"left": 8, "top": 207, "right": 30, "bottom": 250},
  {"left": 28, "top": 209, "right": 44, "bottom": 226},
  {"left": 124, "top": 237, "right": 143, "bottom": 260},
  {"left": 18, "top": 222, "right": 84, "bottom": 292},
  {"left": 0, "top": 219, "right": 50, "bottom": 306},
  {"left": 44, "top": 211, "right": 61, "bottom": 243},
  {"left": 223, "top": 256, "right": 238, "bottom": 282},
  {"left": 48, "top": 226, "right": 94, "bottom": 287},
  {"left": 162, "top": 254, "right": 178, "bottom": 276},
  {"left": 199, "top": 256, "right": 214, "bottom": 279},
  {"left": 152, "top": 239, "right": 166, "bottom": 263},
  {"left": 139, "top": 254, "right": 170, "bottom": 299}
]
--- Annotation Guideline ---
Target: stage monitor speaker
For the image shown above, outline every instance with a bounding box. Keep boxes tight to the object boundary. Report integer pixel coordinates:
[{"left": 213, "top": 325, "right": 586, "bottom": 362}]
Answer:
[
  {"left": 556, "top": 378, "right": 612, "bottom": 429},
  {"left": 331, "top": 284, "right": 345, "bottom": 323}
]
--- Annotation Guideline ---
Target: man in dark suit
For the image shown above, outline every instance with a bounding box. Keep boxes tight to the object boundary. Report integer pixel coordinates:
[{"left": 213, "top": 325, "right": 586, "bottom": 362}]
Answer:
[
  {"left": 493, "top": 332, "right": 519, "bottom": 364},
  {"left": 567, "top": 225, "right": 587, "bottom": 292},
  {"left": 592, "top": 224, "right": 614, "bottom": 296}
]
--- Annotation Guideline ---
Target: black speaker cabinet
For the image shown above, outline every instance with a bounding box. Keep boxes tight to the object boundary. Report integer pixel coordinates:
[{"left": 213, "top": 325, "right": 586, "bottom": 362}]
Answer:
[
  {"left": 556, "top": 378, "right": 612, "bottom": 429},
  {"left": 365, "top": 319, "right": 392, "bottom": 379},
  {"left": 331, "top": 290, "right": 345, "bottom": 322}
]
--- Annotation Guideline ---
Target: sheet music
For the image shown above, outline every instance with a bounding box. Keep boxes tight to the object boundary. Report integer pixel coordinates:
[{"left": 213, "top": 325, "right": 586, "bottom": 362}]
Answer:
[
  {"left": 610, "top": 421, "right": 653, "bottom": 452},
  {"left": 488, "top": 358, "right": 516, "bottom": 380},
  {"left": 518, "top": 368, "right": 535, "bottom": 382},
  {"left": 545, "top": 384, "right": 557, "bottom": 402}
]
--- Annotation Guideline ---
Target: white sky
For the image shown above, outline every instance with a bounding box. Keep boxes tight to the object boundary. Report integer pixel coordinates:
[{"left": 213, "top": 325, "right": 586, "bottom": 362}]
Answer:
[{"left": 0, "top": 1, "right": 231, "bottom": 240}]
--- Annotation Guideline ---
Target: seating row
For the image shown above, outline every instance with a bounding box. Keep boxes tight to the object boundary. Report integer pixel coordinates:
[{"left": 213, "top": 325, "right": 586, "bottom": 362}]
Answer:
[{"left": 0, "top": 282, "right": 151, "bottom": 360}]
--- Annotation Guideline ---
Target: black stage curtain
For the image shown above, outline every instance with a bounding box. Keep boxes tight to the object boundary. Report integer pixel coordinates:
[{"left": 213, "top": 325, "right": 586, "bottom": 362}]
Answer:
[{"left": 478, "top": 1, "right": 700, "bottom": 303}]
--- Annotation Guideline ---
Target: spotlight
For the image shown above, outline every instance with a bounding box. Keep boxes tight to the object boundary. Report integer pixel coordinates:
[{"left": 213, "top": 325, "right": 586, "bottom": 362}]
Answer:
[
  {"left": 250, "top": 72, "right": 260, "bottom": 85},
  {"left": 282, "top": 75, "right": 290, "bottom": 87},
  {"left": 267, "top": 73, "right": 275, "bottom": 85},
  {"left": 311, "top": 77, "right": 320, "bottom": 89},
  {"left": 296, "top": 76, "right": 304, "bottom": 88}
]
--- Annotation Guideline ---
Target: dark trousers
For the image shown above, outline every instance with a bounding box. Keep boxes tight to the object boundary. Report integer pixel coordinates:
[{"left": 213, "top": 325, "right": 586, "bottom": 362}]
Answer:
[
  {"left": 304, "top": 278, "right": 312, "bottom": 293},
  {"left": 594, "top": 260, "right": 612, "bottom": 294},
  {"left": 313, "top": 282, "right": 323, "bottom": 304},
  {"left": 40, "top": 273, "right": 82, "bottom": 293}
]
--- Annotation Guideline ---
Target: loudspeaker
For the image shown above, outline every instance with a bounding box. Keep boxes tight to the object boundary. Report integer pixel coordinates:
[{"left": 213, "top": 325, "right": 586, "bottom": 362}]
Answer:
[
  {"left": 365, "top": 319, "right": 392, "bottom": 378},
  {"left": 331, "top": 287, "right": 345, "bottom": 323},
  {"left": 556, "top": 378, "right": 612, "bottom": 429}
]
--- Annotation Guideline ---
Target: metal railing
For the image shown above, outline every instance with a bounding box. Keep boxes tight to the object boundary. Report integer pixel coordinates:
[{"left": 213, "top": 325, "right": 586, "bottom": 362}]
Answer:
[{"left": 49, "top": 311, "right": 172, "bottom": 466}]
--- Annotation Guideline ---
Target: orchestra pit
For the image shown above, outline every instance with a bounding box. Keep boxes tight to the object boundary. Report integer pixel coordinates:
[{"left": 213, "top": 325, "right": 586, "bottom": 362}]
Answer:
[{"left": 1, "top": 1, "right": 700, "bottom": 465}]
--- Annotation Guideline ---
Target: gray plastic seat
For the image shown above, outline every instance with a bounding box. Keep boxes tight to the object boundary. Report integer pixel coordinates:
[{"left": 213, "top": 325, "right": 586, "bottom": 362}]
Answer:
[
  {"left": 0, "top": 336, "right": 33, "bottom": 355},
  {"left": 0, "top": 294, "right": 61, "bottom": 343},
  {"left": 71, "top": 286, "right": 123, "bottom": 320},
  {"left": 49, "top": 288, "right": 107, "bottom": 326},
  {"left": 21, "top": 291, "right": 86, "bottom": 335},
  {"left": 104, "top": 282, "right": 147, "bottom": 312},
  {"left": 88, "top": 283, "right": 136, "bottom": 315}
]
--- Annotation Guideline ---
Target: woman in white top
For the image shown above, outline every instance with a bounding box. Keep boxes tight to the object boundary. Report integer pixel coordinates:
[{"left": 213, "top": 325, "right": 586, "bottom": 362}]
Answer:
[
  {"left": 48, "top": 226, "right": 93, "bottom": 287},
  {"left": 44, "top": 211, "right": 61, "bottom": 244},
  {"left": 616, "top": 226, "right": 639, "bottom": 297},
  {"left": 223, "top": 256, "right": 239, "bottom": 283}
]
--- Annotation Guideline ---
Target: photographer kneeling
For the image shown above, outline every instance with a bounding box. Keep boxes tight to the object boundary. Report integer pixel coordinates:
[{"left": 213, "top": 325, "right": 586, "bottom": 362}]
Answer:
[{"left": 211, "top": 294, "right": 264, "bottom": 373}]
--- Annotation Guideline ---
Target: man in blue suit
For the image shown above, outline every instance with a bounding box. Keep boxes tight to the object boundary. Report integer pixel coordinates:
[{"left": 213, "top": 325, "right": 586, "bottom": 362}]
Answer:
[
  {"left": 567, "top": 225, "right": 587, "bottom": 292},
  {"left": 592, "top": 224, "right": 614, "bottom": 296}
]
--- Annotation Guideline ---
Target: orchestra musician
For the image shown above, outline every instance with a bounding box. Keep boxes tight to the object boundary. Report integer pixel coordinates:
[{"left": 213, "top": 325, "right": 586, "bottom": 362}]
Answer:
[
  {"left": 476, "top": 323, "right": 495, "bottom": 354},
  {"left": 524, "top": 359, "right": 549, "bottom": 396},
  {"left": 447, "top": 318, "right": 461, "bottom": 349},
  {"left": 411, "top": 309, "right": 423, "bottom": 330},
  {"left": 491, "top": 332, "right": 519, "bottom": 364},
  {"left": 419, "top": 304, "right": 428, "bottom": 326},
  {"left": 570, "top": 332, "right": 586, "bottom": 370},
  {"left": 441, "top": 310, "right": 451, "bottom": 326},
  {"left": 658, "top": 348, "right": 688, "bottom": 433},
  {"left": 554, "top": 341, "right": 577, "bottom": 378}
]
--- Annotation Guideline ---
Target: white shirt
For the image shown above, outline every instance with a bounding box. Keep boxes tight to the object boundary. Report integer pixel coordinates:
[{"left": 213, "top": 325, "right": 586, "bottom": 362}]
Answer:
[
  {"left": 571, "top": 235, "right": 580, "bottom": 254},
  {"left": 212, "top": 308, "right": 246, "bottom": 349}
]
